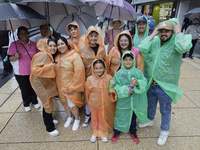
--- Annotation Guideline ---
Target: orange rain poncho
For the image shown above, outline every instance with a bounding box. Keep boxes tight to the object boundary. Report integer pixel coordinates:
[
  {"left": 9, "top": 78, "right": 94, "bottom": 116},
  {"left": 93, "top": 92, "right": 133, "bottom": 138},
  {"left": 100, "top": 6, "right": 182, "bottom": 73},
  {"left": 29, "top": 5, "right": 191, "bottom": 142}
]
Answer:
[
  {"left": 107, "top": 30, "right": 144, "bottom": 77},
  {"left": 66, "top": 21, "right": 85, "bottom": 53},
  {"left": 85, "top": 59, "right": 117, "bottom": 138},
  {"left": 79, "top": 26, "right": 107, "bottom": 80},
  {"left": 55, "top": 50, "right": 85, "bottom": 108},
  {"left": 30, "top": 39, "right": 57, "bottom": 114}
]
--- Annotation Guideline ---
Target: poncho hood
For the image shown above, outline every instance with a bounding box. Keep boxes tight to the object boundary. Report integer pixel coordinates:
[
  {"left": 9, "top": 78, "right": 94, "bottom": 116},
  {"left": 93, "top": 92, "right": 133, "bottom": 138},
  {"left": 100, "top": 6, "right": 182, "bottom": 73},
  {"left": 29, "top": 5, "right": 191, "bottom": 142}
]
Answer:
[
  {"left": 121, "top": 51, "right": 136, "bottom": 71},
  {"left": 113, "top": 30, "right": 133, "bottom": 48},
  {"left": 134, "top": 16, "right": 149, "bottom": 48},
  {"left": 36, "top": 39, "right": 52, "bottom": 57},
  {"left": 85, "top": 26, "right": 103, "bottom": 47},
  {"left": 91, "top": 58, "right": 107, "bottom": 78},
  {"left": 66, "top": 21, "right": 81, "bottom": 39}
]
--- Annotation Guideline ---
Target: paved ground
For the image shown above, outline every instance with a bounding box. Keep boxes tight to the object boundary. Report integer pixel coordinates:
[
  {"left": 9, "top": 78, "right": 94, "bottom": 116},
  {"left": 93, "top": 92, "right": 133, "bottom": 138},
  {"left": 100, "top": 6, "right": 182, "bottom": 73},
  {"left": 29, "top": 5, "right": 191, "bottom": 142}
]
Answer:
[{"left": 0, "top": 26, "right": 200, "bottom": 149}]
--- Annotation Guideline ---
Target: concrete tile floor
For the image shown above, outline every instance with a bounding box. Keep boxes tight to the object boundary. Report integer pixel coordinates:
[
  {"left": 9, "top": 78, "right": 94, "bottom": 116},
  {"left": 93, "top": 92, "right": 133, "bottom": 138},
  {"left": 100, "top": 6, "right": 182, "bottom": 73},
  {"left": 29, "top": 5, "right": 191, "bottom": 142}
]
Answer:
[{"left": 0, "top": 57, "right": 200, "bottom": 150}]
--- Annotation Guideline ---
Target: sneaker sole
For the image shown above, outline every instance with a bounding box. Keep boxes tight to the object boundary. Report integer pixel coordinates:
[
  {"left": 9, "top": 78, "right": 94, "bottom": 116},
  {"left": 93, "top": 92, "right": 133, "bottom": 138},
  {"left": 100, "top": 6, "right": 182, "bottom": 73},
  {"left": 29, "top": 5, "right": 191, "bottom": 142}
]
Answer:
[{"left": 82, "top": 124, "right": 89, "bottom": 127}]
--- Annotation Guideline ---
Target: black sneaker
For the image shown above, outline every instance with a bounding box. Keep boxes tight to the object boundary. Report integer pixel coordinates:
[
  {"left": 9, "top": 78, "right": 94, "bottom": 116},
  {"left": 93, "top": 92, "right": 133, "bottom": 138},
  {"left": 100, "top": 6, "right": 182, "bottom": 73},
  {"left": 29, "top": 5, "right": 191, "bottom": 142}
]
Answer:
[{"left": 82, "top": 114, "right": 91, "bottom": 127}]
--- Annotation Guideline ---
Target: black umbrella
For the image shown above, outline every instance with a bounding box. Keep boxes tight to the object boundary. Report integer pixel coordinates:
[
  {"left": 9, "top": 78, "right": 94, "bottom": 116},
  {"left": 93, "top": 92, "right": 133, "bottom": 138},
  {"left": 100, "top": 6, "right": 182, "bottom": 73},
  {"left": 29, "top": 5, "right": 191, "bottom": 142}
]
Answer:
[
  {"left": 13, "top": 0, "right": 80, "bottom": 23},
  {"left": 0, "top": 3, "right": 46, "bottom": 51},
  {"left": 0, "top": 3, "right": 46, "bottom": 30},
  {"left": 50, "top": 0, "right": 97, "bottom": 36}
]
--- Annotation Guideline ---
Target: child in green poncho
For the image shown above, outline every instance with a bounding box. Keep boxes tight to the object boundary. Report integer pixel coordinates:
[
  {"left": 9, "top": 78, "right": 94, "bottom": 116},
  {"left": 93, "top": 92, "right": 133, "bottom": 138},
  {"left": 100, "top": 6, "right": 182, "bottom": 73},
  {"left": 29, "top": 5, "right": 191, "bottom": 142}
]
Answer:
[{"left": 109, "top": 51, "right": 150, "bottom": 144}]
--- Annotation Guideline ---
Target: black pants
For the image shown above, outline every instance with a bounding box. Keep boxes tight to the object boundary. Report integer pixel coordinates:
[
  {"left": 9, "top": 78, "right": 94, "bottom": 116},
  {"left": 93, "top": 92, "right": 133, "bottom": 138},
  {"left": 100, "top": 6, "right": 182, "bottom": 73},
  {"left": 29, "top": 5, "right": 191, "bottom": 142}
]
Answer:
[
  {"left": 43, "top": 108, "right": 55, "bottom": 132},
  {"left": 15, "top": 75, "right": 38, "bottom": 107},
  {"left": 113, "top": 111, "right": 137, "bottom": 135},
  {"left": 0, "top": 47, "right": 12, "bottom": 72},
  {"left": 183, "top": 39, "right": 198, "bottom": 57}
]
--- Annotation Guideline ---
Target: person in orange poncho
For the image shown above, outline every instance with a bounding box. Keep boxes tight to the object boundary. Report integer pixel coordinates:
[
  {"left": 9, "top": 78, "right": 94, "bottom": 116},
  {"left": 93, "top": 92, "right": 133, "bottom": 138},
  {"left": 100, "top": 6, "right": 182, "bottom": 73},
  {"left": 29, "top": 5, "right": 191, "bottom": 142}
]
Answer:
[
  {"left": 55, "top": 36, "right": 85, "bottom": 131},
  {"left": 30, "top": 38, "right": 59, "bottom": 136},
  {"left": 85, "top": 59, "right": 117, "bottom": 143},
  {"left": 66, "top": 21, "right": 85, "bottom": 53},
  {"left": 107, "top": 30, "right": 144, "bottom": 77},
  {"left": 79, "top": 26, "right": 107, "bottom": 128}
]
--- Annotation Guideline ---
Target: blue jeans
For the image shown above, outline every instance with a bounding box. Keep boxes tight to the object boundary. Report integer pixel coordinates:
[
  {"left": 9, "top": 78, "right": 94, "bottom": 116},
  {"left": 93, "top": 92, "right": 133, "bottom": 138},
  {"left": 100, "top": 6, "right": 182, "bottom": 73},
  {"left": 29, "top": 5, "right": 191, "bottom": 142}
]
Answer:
[{"left": 147, "top": 84, "right": 172, "bottom": 131}]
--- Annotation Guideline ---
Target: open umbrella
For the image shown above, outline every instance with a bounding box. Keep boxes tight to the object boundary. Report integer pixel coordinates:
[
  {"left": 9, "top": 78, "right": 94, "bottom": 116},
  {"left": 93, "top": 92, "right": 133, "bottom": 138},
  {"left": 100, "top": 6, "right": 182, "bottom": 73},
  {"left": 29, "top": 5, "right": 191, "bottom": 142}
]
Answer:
[
  {"left": 13, "top": 0, "right": 80, "bottom": 23},
  {"left": 50, "top": 0, "right": 97, "bottom": 36},
  {"left": 0, "top": 3, "right": 46, "bottom": 51},
  {"left": 86, "top": 0, "right": 137, "bottom": 21},
  {"left": 184, "top": 7, "right": 200, "bottom": 20},
  {"left": 0, "top": 3, "right": 46, "bottom": 30}
]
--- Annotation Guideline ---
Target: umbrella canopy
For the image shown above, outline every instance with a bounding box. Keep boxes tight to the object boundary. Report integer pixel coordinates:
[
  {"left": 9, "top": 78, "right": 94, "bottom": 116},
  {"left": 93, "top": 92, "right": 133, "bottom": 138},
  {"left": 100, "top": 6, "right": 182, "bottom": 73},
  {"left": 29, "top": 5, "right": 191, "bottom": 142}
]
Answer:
[
  {"left": 51, "top": 13, "right": 97, "bottom": 36},
  {"left": 0, "top": 3, "right": 46, "bottom": 30},
  {"left": 86, "top": 0, "right": 137, "bottom": 21},
  {"left": 184, "top": 7, "right": 200, "bottom": 20},
  {"left": 13, "top": 0, "right": 80, "bottom": 22},
  {"left": 50, "top": 0, "right": 97, "bottom": 36}
]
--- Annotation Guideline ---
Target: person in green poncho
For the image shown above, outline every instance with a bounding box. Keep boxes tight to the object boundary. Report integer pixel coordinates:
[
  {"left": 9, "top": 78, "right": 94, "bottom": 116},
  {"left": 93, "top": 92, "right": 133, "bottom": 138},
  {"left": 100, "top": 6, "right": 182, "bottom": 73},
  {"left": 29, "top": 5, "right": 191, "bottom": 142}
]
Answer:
[
  {"left": 138, "top": 19, "right": 192, "bottom": 146},
  {"left": 110, "top": 51, "right": 149, "bottom": 144},
  {"left": 132, "top": 16, "right": 149, "bottom": 78},
  {"left": 132, "top": 16, "right": 149, "bottom": 48}
]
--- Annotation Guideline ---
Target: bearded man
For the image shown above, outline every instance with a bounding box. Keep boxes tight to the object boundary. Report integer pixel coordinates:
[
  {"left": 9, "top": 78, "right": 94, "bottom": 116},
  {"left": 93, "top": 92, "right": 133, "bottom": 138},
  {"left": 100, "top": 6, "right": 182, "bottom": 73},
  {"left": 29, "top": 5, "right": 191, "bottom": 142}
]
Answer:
[{"left": 138, "top": 19, "right": 192, "bottom": 146}]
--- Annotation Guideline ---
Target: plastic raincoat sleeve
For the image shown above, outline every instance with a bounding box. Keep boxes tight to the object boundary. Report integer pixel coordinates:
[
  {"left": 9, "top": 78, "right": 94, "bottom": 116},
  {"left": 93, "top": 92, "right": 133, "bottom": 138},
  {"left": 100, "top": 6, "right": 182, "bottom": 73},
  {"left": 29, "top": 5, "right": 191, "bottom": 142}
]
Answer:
[
  {"left": 113, "top": 73, "right": 129, "bottom": 99},
  {"left": 31, "top": 52, "right": 55, "bottom": 78},
  {"left": 133, "top": 76, "right": 147, "bottom": 94},
  {"left": 68, "top": 53, "right": 85, "bottom": 92},
  {"left": 84, "top": 80, "right": 90, "bottom": 104},
  {"left": 175, "top": 33, "right": 192, "bottom": 54},
  {"left": 138, "top": 36, "right": 157, "bottom": 54}
]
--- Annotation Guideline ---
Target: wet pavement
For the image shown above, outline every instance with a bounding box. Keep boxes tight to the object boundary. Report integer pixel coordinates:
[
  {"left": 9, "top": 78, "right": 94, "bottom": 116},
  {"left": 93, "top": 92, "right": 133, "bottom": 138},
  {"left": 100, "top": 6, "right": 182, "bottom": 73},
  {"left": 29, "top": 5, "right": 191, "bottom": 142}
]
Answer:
[{"left": 0, "top": 26, "right": 200, "bottom": 149}]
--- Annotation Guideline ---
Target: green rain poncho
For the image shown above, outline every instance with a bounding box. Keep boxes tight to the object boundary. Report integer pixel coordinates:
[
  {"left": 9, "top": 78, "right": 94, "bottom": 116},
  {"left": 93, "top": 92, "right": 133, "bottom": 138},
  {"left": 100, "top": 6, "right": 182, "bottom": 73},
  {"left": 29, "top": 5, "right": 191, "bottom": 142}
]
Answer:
[
  {"left": 133, "top": 16, "right": 149, "bottom": 48},
  {"left": 138, "top": 18, "right": 192, "bottom": 104},
  {"left": 113, "top": 51, "right": 149, "bottom": 133}
]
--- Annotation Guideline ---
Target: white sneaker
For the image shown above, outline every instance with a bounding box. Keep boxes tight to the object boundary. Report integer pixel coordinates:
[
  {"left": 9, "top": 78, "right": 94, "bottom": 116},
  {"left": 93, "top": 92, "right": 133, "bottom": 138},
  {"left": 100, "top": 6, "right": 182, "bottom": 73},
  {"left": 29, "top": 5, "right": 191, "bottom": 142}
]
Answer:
[
  {"left": 48, "top": 129, "right": 59, "bottom": 136},
  {"left": 138, "top": 120, "right": 154, "bottom": 128},
  {"left": 90, "top": 135, "right": 96, "bottom": 143},
  {"left": 53, "top": 119, "right": 59, "bottom": 125},
  {"left": 157, "top": 131, "right": 169, "bottom": 146},
  {"left": 34, "top": 103, "right": 41, "bottom": 109},
  {"left": 101, "top": 137, "right": 108, "bottom": 143},
  {"left": 25, "top": 106, "right": 31, "bottom": 112},
  {"left": 72, "top": 117, "right": 80, "bottom": 131},
  {"left": 82, "top": 115, "right": 91, "bottom": 127},
  {"left": 64, "top": 117, "right": 74, "bottom": 128}
]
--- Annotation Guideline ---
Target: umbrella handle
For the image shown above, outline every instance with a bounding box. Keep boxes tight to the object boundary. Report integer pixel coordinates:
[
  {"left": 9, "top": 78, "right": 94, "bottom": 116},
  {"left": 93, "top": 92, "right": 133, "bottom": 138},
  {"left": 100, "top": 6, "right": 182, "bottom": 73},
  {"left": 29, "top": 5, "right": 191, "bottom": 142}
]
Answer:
[
  {"left": 108, "top": 3, "right": 114, "bottom": 29},
  {"left": 9, "top": 20, "right": 18, "bottom": 53}
]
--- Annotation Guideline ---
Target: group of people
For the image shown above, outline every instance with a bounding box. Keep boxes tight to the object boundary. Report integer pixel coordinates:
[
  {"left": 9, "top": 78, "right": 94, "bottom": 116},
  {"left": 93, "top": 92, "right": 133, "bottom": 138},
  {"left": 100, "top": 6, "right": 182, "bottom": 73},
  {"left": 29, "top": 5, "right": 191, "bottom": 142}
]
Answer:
[{"left": 7, "top": 15, "right": 192, "bottom": 146}]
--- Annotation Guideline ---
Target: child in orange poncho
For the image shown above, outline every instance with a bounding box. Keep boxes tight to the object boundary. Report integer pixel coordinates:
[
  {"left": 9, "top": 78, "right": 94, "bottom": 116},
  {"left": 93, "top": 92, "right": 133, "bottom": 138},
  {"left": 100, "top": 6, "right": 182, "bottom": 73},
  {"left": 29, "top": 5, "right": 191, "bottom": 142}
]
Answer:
[
  {"left": 79, "top": 26, "right": 107, "bottom": 128},
  {"left": 85, "top": 59, "right": 117, "bottom": 143}
]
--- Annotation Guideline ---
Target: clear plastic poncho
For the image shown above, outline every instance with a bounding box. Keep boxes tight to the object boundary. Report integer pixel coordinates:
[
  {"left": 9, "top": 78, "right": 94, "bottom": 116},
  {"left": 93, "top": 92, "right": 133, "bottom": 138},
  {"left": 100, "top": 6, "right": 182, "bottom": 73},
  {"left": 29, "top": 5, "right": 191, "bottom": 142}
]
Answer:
[
  {"left": 113, "top": 51, "right": 149, "bottom": 133},
  {"left": 85, "top": 59, "right": 117, "bottom": 137},
  {"left": 138, "top": 18, "right": 192, "bottom": 104},
  {"left": 30, "top": 39, "right": 58, "bottom": 114}
]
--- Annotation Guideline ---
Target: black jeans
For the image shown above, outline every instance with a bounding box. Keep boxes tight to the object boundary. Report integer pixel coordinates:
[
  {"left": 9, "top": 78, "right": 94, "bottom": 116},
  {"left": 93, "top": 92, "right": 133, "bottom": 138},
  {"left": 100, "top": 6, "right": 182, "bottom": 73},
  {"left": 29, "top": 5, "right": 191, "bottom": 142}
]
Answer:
[
  {"left": 43, "top": 108, "right": 55, "bottom": 132},
  {"left": 15, "top": 75, "right": 38, "bottom": 107},
  {"left": 183, "top": 39, "right": 198, "bottom": 57},
  {"left": 113, "top": 111, "right": 137, "bottom": 135}
]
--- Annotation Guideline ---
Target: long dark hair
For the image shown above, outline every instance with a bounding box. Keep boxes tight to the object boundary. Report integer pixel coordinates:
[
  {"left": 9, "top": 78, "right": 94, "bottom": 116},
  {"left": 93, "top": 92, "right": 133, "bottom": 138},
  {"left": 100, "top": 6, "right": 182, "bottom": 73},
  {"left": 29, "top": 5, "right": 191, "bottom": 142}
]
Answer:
[
  {"left": 56, "top": 36, "right": 71, "bottom": 51},
  {"left": 117, "top": 34, "right": 132, "bottom": 57},
  {"left": 47, "top": 38, "right": 58, "bottom": 62}
]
